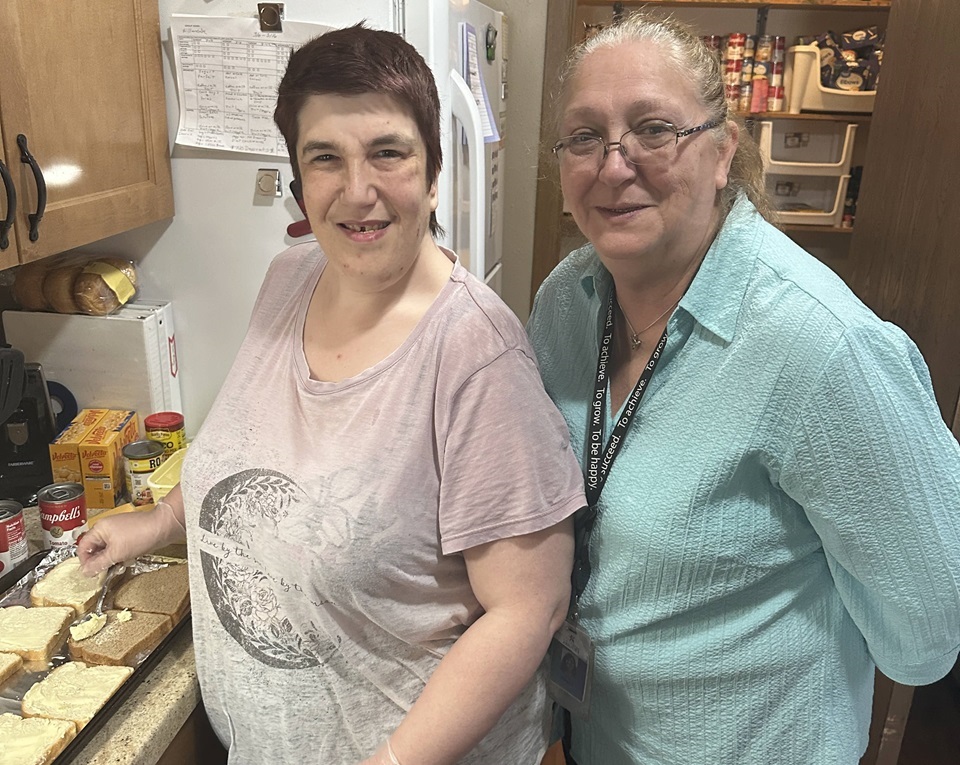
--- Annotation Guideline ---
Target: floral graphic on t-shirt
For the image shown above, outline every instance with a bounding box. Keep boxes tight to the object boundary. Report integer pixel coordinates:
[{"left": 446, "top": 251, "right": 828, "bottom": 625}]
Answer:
[{"left": 199, "top": 468, "right": 340, "bottom": 669}]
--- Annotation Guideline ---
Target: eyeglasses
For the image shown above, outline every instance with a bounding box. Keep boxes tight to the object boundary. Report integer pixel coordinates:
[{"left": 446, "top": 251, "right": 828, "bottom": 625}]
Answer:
[{"left": 552, "top": 118, "right": 723, "bottom": 168}]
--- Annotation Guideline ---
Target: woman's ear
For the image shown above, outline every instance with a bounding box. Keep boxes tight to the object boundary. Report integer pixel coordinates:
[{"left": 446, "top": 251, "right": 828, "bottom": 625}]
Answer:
[{"left": 715, "top": 120, "right": 740, "bottom": 190}]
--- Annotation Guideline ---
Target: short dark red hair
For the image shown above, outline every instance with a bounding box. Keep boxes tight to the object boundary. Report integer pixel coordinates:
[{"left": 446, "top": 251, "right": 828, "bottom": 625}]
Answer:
[{"left": 274, "top": 23, "right": 443, "bottom": 237}]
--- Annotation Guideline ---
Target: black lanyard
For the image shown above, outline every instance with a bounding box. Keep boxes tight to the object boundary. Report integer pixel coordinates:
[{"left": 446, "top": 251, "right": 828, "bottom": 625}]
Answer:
[{"left": 571, "top": 290, "right": 668, "bottom": 609}]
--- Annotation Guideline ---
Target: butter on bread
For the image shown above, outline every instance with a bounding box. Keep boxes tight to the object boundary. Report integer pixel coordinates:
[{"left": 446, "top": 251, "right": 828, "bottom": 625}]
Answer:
[
  {"left": 0, "top": 651, "right": 23, "bottom": 686},
  {"left": 21, "top": 661, "right": 132, "bottom": 730},
  {"left": 30, "top": 557, "right": 107, "bottom": 616},
  {"left": 0, "top": 606, "right": 74, "bottom": 662},
  {"left": 69, "top": 610, "right": 172, "bottom": 667},
  {"left": 112, "top": 564, "right": 189, "bottom": 623},
  {"left": 0, "top": 713, "right": 77, "bottom": 765}
]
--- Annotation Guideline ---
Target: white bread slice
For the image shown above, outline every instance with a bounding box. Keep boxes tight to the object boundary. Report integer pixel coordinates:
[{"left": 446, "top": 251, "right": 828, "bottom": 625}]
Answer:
[
  {"left": 21, "top": 661, "right": 133, "bottom": 730},
  {"left": 0, "top": 606, "right": 74, "bottom": 662},
  {"left": 68, "top": 610, "right": 172, "bottom": 667},
  {"left": 0, "top": 713, "right": 77, "bottom": 765},
  {"left": 0, "top": 651, "right": 23, "bottom": 686},
  {"left": 112, "top": 565, "right": 190, "bottom": 624},
  {"left": 30, "top": 557, "right": 107, "bottom": 616}
]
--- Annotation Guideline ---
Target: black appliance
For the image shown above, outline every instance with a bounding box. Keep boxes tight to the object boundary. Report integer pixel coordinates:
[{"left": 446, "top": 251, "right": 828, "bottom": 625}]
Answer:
[{"left": 0, "top": 344, "right": 56, "bottom": 505}]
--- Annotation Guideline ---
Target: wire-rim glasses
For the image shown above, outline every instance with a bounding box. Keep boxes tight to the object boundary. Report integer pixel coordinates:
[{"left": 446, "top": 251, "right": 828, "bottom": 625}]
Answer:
[{"left": 552, "top": 118, "right": 724, "bottom": 168}]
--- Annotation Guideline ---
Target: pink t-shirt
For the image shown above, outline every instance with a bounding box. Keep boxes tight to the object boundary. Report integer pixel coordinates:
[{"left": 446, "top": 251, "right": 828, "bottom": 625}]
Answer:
[{"left": 180, "top": 244, "right": 585, "bottom": 763}]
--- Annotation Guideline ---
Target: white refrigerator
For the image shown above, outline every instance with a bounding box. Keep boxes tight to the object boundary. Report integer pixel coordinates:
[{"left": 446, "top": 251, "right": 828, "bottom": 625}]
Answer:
[{"left": 85, "top": 0, "right": 508, "bottom": 437}]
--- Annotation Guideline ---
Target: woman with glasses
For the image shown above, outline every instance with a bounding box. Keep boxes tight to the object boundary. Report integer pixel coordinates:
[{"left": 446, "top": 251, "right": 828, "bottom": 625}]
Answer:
[{"left": 528, "top": 10, "right": 960, "bottom": 765}]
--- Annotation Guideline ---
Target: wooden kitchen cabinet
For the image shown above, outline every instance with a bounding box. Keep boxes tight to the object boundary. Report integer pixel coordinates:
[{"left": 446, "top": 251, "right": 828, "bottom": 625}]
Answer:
[{"left": 0, "top": 0, "right": 173, "bottom": 270}]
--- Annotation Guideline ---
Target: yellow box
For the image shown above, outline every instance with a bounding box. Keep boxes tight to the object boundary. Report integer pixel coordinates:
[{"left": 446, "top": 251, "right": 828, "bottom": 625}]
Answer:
[
  {"left": 79, "top": 410, "right": 139, "bottom": 510},
  {"left": 49, "top": 408, "right": 110, "bottom": 484}
]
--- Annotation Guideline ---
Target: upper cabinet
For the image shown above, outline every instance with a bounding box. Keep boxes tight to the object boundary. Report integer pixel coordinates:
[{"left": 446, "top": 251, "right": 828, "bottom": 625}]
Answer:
[{"left": 0, "top": 0, "right": 173, "bottom": 270}]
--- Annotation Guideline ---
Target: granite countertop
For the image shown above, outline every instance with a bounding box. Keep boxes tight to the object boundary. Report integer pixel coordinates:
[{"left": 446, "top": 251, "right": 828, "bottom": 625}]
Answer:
[{"left": 20, "top": 505, "right": 200, "bottom": 765}]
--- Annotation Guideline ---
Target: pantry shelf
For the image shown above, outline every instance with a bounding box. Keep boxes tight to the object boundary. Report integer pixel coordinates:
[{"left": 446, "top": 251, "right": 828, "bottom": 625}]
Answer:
[
  {"left": 783, "top": 224, "right": 854, "bottom": 233},
  {"left": 741, "top": 111, "right": 872, "bottom": 123}
]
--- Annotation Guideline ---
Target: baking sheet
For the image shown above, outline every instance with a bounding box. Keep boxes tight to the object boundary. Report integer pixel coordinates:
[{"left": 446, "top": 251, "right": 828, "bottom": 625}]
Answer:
[{"left": 0, "top": 548, "right": 191, "bottom": 764}]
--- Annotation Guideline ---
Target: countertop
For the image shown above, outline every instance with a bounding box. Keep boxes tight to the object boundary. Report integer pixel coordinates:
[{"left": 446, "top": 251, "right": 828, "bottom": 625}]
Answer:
[{"left": 20, "top": 505, "right": 200, "bottom": 765}]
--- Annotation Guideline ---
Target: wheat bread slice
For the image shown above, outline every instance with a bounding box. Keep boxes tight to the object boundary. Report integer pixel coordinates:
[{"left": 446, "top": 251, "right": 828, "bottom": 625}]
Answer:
[
  {"left": 112, "top": 565, "right": 189, "bottom": 623},
  {"left": 0, "top": 713, "right": 77, "bottom": 765},
  {"left": 21, "top": 661, "right": 133, "bottom": 730},
  {"left": 68, "top": 610, "right": 172, "bottom": 667},
  {"left": 30, "top": 557, "right": 107, "bottom": 616},
  {"left": 0, "top": 651, "right": 23, "bottom": 686},
  {"left": 0, "top": 606, "right": 74, "bottom": 662}
]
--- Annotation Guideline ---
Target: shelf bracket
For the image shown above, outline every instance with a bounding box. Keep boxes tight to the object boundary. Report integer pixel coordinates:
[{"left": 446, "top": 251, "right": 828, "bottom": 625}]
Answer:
[{"left": 755, "top": 6, "right": 769, "bottom": 38}]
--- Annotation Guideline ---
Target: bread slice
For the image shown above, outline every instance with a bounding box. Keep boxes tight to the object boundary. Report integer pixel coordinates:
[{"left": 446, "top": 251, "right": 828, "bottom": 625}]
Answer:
[
  {"left": 0, "top": 651, "right": 23, "bottom": 686},
  {"left": 21, "top": 661, "right": 133, "bottom": 731},
  {"left": 0, "top": 606, "right": 74, "bottom": 662},
  {"left": 68, "top": 610, "right": 172, "bottom": 667},
  {"left": 0, "top": 713, "right": 77, "bottom": 765},
  {"left": 112, "top": 565, "right": 189, "bottom": 623},
  {"left": 30, "top": 557, "right": 107, "bottom": 616}
]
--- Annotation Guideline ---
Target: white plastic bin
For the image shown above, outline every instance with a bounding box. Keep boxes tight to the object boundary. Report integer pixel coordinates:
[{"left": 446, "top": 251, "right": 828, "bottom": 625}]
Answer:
[
  {"left": 759, "top": 120, "right": 857, "bottom": 177},
  {"left": 785, "top": 45, "right": 875, "bottom": 114},
  {"left": 147, "top": 447, "right": 188, "bottom": 502},
  {"left": 770, "top": 174, "right": 850, "bottom": 227}
]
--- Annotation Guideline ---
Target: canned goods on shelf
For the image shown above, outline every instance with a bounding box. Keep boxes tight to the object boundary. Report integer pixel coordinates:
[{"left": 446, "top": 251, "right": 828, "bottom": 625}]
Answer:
[
  {"left": 37, "top": 482, "right": 88, "bottom": 550},
  {"left": 144, "top": 411, "right": 187, "bottom": 459},
  {"left": 0, "top": 499, "right": 29, "bottom": 575},
  {"left": 123, "top": 440, "right": 166, "bottom": 507}
]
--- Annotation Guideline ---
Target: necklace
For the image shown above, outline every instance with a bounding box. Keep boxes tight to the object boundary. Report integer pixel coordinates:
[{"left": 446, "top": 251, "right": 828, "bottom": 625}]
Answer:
[{"left": 618, "top": 297, "right": 680, "bottom": 351}]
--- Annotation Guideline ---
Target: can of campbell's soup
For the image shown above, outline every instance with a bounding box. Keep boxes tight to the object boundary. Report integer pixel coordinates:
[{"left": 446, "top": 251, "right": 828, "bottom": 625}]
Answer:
[
  {"left": 144, "top": 412, "right": 186, "bottom": 459},
  {"left": 123, "top": 440, "right": 166, "bottom": 507},
  {"left": 37, "top": 482, "right": 88, "bottom": 550},
  {"left": 0, "top": 500, "right": 29, "bottom": 576}
]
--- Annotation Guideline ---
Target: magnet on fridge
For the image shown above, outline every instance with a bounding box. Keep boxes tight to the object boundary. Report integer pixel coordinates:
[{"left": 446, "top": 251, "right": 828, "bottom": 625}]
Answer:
[{"left": 485, "top": 24, "right": 497, "bottom": 62}]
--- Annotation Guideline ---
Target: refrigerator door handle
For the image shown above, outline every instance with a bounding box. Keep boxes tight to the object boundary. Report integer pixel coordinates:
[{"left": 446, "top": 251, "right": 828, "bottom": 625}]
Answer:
[{"left": 448, "top": 69, "right": 486, "bottom": 282}]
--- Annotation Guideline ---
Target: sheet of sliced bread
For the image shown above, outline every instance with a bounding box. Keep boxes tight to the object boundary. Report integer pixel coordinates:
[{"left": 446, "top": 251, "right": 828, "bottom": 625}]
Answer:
[
  {"left": 0, "top": 651, "right": 23, "bottom": 686},
  {"left": 112, "top": 565, "right": 189, "bottom": 623},
  {"left": 0, "top": 606, "right": 74, "bottom": 662},
  {"left": 21, "top": 661, "right": 133, "bottom": 730},
  {"left": 68, "top": 610, "right": 172, "bottom": 667},
  {"left": 0, "top": 713, "right": 77, "bottom": 765},
  {"left": 30, "top": 557, "right": 107, "bottom": 616}
]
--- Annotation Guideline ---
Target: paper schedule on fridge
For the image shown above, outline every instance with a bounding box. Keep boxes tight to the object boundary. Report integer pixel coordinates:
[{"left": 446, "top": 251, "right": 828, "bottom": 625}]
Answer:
[
  {"left": 171, "top": 15, "right": 332, "bottom": 156},
  {"left": 460, "top": 23, "right": 500, "bottom": 144}
]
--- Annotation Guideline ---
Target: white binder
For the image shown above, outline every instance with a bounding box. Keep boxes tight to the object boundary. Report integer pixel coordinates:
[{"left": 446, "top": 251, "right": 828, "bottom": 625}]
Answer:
[{"left": 2, "top": 302, "right": 182, "bottom": 434}]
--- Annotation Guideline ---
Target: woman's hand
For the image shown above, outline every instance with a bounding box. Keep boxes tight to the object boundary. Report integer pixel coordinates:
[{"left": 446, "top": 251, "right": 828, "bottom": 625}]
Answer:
[{"left": 78, "top": 486, "right": 187, "bottom": 576}]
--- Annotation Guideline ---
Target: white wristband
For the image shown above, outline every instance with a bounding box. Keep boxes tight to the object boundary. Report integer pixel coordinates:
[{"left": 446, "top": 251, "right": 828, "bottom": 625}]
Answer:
[{"left": 385, "top": 739, "right": 402, "bottom": 765}]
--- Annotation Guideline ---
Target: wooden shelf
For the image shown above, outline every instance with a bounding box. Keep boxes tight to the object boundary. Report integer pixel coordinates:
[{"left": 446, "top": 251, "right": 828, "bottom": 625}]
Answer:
[
  {"left": 741, "top": 111, "right": 873, "bottom": 123},
  {"left": 575, "top": 1, "right": 890, "bottom": 8},
  {"left": 783, "top": 224, "right": 854, "bottom": 233}
]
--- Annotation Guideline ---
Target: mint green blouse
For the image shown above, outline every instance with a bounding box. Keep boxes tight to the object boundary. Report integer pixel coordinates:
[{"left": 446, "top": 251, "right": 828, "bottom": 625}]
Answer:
[{"left": 527, "top": 197, "right": 960, "bottom": 765}]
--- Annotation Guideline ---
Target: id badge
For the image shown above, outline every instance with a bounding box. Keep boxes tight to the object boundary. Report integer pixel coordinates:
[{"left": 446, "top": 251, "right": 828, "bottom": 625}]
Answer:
[{"left": 546, "top": 618, "right": 595, "bottom": 719}]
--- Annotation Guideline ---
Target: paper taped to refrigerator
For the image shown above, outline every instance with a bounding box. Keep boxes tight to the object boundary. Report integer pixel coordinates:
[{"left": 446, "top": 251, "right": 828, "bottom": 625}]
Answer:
[{"left": 171, "top": 14, "right": 333, "bottom": 156}]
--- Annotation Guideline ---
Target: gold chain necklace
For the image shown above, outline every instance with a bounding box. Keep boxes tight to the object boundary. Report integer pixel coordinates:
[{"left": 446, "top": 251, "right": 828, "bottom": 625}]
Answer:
[{"left": 618, "top": 298, "right": 680, "bottom": 351}]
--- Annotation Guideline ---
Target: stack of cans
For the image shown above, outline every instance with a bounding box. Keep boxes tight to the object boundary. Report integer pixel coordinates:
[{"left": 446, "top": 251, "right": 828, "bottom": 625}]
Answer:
[{"left": 722, "top": 33, "right": 747, "bottom": 112}]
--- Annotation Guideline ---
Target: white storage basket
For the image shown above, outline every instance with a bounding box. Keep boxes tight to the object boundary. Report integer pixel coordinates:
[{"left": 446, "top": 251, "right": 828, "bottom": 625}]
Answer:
[
  {"left": 785, "top": 45, "right": 876, "bottom": 114},
  {"left": 759, "top": 120, "right": 857, "bottom": 177},
  {"left": 770, "top": 174, "right": 850, "bottom": 227}
]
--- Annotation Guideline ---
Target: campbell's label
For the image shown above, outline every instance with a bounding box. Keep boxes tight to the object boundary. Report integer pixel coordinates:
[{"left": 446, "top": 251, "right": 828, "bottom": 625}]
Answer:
[
  {"left": 37, "top": 482, "right": 89, "bottom": 549},
  {"left": 0, "top": 500, "right": 29, "bottom": 574}
]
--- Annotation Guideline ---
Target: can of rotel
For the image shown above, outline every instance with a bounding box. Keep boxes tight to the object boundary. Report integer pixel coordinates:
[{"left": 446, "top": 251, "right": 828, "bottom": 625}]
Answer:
[
  {"left": 123, "top": 439, "right": 166, "bottom": 507},
  {"left": 0, "top": 500, "right": 29, "bottom": 576},
  {"left": 37, "top": 482, "right": 88, "bottom": 550}
]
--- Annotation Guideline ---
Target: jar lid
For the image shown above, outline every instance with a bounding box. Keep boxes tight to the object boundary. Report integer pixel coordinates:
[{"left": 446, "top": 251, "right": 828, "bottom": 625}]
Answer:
[{"left": 144, "top": 411, "right": 185, "bottom": 429}]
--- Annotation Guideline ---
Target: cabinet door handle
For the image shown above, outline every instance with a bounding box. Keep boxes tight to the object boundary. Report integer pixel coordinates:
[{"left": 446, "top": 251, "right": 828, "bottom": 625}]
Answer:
[
  {"left": 0, "top": 158, "right": 16, "bottom": 251},
  {"left": 16, "top": 134, "right": 46, "bottom": 242}
]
